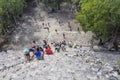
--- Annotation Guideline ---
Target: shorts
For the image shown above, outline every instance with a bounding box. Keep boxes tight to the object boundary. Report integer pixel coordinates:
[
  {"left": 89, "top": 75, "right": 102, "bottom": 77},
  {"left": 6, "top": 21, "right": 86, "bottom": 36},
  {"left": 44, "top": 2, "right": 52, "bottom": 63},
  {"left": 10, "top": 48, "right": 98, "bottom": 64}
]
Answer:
[
  {"left": 25, "top": 53, "right": 30, "bottom": 56},
  {"left": 36, "top": 57, "right": 41, "bottom": 60}
]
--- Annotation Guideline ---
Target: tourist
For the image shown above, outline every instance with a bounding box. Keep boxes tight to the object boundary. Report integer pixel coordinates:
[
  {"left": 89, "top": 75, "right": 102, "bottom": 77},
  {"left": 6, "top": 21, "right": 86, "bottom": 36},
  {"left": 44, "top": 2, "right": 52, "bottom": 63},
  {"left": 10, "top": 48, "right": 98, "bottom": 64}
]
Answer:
[
  {"left": 55, "top": 42, "right": 61, "bottom": 53},
  {"left": 59, "top": 21, "right": 61, "bottom": 26},
  {"left": 68, "top": 41, "right": 73, "bottom": 48},
  {"left": 63, "top": 33, "right": 65, "bottom": 39},
  {"left": 77, "top": 27, "right": 80, "bottom": 32},
  {"left": 61, "top": 40, "right": 66, "bottom": 51},
  {"left": 61, "top": 43, "right": 65, "bottom": 51},
  {"left": 68, "top": 22, "right": 72, "bottom": 31},
  {"left": 39, "top": 47, "right": 44, "bottom": 60},
  {"left": 62, "top": 40, "right": 66, "bottom": 45},
  {"left": 30, "top": 40, "right": 39, "bottom": 58},
  {"left": 72, "top": 43, "right": 78, "bottom": 48},
  {"left": 45, "top": 46, "right": 53, "bottom": 55},
  {"left": 31, "top": 40, "right": 39, "bottom": 50},
  {"left": 29, "top": 48, "right": 35, "bottom": 60},
  {"left": 43, "top": 27, "right": 50, "bottom": 32},
  {"left": 42, "top": 22, "right": 44, "bottom": 27},
  {"left": 55, "top": 29, "right": 58, "bottom": 34},
  {"left": 34, "top": 48, "right": 41, "bottom": 60},
  {"left": 23, "top": 48, "right": 30, "bottom": 61},
  {"left": 43, "top": 40, "right": 47, "bottom": 49}
]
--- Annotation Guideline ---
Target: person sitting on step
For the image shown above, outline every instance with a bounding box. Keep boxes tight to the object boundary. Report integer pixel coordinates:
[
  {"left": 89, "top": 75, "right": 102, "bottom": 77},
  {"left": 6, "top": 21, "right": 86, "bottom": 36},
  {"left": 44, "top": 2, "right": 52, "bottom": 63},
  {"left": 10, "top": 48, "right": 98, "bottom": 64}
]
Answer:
[
  {"left": 23, "top": 48, "right": 30, "bottom": 62},
  {"left": 45, "top": 46, "right": 53, "bottom": 55},
  {"left": 43, "top": 40, "right": 47, "bottom": 49},
  {"left": 34, "top": 48, "right": 42, "bottom": 60},
  {"left": 39, "top": 47, "right": 44, "bottom": 60}
]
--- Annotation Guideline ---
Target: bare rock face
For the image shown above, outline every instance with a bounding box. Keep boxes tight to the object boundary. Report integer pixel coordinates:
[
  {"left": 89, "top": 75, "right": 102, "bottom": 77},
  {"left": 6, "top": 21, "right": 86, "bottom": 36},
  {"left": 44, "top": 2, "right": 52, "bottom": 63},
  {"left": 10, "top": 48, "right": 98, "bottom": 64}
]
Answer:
[{"left": 93, "top": 45, "right": 100, "bottom": 51}]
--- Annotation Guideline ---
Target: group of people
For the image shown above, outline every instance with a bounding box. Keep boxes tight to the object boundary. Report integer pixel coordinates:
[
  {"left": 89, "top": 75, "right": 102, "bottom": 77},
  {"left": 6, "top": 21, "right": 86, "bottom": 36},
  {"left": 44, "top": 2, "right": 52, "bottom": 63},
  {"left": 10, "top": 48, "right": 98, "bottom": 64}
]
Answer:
[
  {"left": 23, "top": 40, "right": 79, "bottom": 62},
  {"left": 23, "top": 40, "right": 53, "bottom": 62},
  {"left": 42, "top": 22, "right": 50, "bottom": 32},
  {"left": 51, "top": 40, "right": 67, "bottom": 53}
]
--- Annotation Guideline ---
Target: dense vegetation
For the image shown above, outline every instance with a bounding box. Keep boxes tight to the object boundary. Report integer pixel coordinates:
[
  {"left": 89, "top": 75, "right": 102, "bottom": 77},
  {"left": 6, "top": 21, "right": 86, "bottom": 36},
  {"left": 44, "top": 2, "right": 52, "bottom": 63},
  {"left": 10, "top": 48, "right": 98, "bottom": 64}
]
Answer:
[
  {"left": 0, "top": 0, "right": 25, "bottom": 35},
  {"left": 76, "top": 0, "right": 120, "bottom": 50}
]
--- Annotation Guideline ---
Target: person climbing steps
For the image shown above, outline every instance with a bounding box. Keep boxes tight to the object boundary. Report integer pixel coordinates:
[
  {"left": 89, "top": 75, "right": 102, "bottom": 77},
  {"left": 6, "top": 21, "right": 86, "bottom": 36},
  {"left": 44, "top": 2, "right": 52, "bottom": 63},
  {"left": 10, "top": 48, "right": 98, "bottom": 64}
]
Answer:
[
  {"left": 68, "top": 22, "right": 72, "bottom": 31},
  {"left": 23, "top": 48, "right": 30, "bottom": 62},
  {"left": 63, "top": 33, "right": 65, "bottom": 39},
  {"left": 42, "top": 22, "right": 44, "bottom": 27},
  {"left": 55, "top": 29, "right": 58, "bottom": 34}
]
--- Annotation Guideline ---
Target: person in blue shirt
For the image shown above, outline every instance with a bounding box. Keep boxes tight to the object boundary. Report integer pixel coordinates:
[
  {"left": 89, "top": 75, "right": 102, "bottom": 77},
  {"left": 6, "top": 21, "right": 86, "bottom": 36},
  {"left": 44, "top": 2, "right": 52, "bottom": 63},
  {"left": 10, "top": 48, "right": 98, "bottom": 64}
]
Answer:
[{"left": 34, "top": 48, "right": 41, "bottom": 60}]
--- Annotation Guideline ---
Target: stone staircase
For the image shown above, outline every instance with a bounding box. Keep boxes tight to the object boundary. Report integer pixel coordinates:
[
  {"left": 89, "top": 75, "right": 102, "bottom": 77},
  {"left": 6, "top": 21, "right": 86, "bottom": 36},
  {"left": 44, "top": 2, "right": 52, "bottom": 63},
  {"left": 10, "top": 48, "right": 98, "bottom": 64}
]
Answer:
[
  {"left": 48, "top": 31, "right": 92, "bottom": 46},
  {"left": 0, "top": 2, "right": 120, "bottom": 80},
  {"left": 0, "top": 47, "right": 120, "bottom": 80}
]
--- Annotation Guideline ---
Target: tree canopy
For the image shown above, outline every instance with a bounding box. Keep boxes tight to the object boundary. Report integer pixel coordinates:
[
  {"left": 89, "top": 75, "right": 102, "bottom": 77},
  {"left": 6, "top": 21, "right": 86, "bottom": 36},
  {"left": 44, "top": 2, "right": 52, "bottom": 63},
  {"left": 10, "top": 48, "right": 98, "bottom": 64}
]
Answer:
[
  {"left": 0, "top": 0, "right": 25, "bottom": 35},
  {"left": 76, "top": 0, "right": 120, "bottom": 50}
]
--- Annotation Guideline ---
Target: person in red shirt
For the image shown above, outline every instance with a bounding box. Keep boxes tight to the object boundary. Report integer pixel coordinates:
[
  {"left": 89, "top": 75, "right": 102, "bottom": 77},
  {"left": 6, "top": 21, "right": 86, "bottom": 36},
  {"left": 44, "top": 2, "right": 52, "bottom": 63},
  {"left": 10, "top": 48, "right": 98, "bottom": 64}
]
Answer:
[{"left": 45, "top": 47, "right": 53, "bottom": 55}]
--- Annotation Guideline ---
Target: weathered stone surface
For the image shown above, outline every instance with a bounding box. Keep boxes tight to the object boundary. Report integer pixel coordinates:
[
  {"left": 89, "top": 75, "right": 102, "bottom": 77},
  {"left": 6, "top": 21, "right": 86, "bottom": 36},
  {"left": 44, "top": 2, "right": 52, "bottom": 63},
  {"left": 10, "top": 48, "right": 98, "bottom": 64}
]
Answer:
[
  {"left": 0, "top": 47, "right": 120, "bottom": 80},
  {"left": 0, "top": 2, "right": 120, "bottom": 80}
]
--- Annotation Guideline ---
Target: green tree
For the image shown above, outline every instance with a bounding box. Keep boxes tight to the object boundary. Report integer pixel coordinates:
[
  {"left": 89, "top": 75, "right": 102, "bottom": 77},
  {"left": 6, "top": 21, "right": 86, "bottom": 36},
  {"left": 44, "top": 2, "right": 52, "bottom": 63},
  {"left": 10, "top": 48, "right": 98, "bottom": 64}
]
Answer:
[
  {"left": 76, "top": 0, "right": 120, "bottom": 50},
  {"left": 0, "top": 0, "right": 25, "bottom": 35}
]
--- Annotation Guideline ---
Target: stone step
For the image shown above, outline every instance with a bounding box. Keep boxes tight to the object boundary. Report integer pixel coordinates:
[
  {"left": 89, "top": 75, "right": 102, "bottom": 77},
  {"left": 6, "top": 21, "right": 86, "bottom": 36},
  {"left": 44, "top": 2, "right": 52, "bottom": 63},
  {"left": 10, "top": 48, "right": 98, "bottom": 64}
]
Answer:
[
  {"left": 48, "top": 31, "right": 92, "bottom": 45},
  {"left": 0, "top": 47, "right": 120, "bottom": 80}
]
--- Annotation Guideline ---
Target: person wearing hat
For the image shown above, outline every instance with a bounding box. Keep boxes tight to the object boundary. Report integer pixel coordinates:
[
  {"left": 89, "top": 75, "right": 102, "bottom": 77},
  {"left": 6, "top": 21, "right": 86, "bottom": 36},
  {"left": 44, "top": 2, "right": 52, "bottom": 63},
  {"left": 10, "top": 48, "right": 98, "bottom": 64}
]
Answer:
[{"left": 23, "top": 48, "right": 30, "bottom": 61}]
